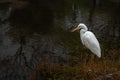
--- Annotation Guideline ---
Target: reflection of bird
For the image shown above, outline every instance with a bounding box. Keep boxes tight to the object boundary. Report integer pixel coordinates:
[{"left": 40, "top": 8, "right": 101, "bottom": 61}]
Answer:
[{"left": 71, "top": 23, "right": 101, "bottom": 58}]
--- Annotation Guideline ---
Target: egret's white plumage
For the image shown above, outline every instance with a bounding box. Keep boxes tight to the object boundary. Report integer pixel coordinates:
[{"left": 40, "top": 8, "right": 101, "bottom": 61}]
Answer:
[{"left": 71, "top": 23, "right": 101, "bottom": 58}]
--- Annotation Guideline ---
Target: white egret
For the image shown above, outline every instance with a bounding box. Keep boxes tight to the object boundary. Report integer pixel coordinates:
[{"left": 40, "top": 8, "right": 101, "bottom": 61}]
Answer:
[{"left": 71, "top": 23, "right": 101, "bottom": 58}]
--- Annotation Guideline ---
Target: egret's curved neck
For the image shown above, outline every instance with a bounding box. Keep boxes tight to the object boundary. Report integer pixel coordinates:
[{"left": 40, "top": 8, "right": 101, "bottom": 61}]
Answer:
[
  {"left": 80, "top": 29, "right": 86, "bottom": 36},
  {"left": 82, "top": 25, "right": 88, "bottom": 31},
  {"left": 78, "top": 23, "right": 88, "bottom": 31},
  {"left": 79, "top": 29, "right": 86, "bottom": 43}
]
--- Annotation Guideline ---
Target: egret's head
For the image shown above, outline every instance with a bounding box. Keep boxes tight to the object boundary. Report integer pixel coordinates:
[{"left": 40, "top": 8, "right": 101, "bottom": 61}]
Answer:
[{"left": 71, "top": 23, "right": 88, "bottom": 32}]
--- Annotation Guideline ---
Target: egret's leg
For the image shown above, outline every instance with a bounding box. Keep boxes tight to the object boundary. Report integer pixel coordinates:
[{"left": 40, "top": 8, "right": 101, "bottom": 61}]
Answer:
[{"left": 91, "top": 54, "right": 95, "bottom": 63}]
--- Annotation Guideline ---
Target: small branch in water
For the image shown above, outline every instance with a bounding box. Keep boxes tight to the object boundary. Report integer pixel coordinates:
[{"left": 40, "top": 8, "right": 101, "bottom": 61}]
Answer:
[
  {"left": 88, "top": 0, "right": 96, "bottom": 27},
  {"left": 13, "top": 35, "right": 33, "bottom": 70}
]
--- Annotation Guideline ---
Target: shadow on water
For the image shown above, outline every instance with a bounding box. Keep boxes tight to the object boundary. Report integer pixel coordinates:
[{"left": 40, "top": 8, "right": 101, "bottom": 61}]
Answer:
[
  {"left": 9, "top": 1, "right": 54, "bottom": 35},
  {"left": 0, "top": 0, "right": 120, "bottom": 80}
]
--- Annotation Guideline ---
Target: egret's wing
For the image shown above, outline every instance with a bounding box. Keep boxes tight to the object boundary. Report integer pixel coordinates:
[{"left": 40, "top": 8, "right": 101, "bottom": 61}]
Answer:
[{"left": 82, "top": 31, "right": 101, "bottom": 58}]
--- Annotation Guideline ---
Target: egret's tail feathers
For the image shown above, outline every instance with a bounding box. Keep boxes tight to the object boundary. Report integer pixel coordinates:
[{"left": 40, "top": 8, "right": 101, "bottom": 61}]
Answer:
[
  {"left": 95, "top": 52, "right": 101, "bottom": 58},
  {"left": 97, "top": 53, "right": 101, "bottom": 58}
]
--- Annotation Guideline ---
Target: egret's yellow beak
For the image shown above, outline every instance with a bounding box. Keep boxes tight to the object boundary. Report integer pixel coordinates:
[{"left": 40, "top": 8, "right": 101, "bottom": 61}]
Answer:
[{"left": 71, "top": 26, "right": 80, "bottom": 32}]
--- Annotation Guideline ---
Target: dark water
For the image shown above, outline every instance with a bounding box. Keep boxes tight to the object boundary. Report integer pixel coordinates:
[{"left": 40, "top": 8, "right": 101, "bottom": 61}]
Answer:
[{"left": 0, "top": 0, "right": 120, "bottom": 79}]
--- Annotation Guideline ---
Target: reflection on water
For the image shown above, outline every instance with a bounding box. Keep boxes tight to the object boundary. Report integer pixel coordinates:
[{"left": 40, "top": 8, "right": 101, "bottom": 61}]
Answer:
[{"left": 0, "top": 0, "right": 120, "bottom": 79}]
